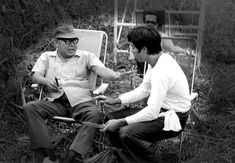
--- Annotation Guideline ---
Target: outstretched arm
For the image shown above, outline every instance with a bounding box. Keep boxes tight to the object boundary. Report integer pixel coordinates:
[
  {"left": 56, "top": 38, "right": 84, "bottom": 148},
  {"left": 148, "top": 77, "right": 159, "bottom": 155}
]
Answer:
[
  {"left": 94, "top": 96, "right": 127, "bottom": 132},
  {"left": 91, "top": 65, "right": 136, "bottom": 81},
  {"left": 162, "top": 38, "right": 186, "bottom": 53},
  {"left": 94, "top": 95, "right": 121, "bottom": 105}
]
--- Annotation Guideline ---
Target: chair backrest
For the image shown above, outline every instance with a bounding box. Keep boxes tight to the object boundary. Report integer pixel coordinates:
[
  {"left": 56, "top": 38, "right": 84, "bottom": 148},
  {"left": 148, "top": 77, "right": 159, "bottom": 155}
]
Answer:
[
  {"left": 161, "top": 36, "right": 197, "bottom": 95},
  {"left": 74, "top": 29, "right": 108, "bottom": 90}
]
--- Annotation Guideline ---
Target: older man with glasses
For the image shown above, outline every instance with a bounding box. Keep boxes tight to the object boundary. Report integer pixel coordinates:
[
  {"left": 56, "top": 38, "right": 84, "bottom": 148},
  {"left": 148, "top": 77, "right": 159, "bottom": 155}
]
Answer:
[{"left": 23, "top": 24, "right": 132, "bottom": 163}]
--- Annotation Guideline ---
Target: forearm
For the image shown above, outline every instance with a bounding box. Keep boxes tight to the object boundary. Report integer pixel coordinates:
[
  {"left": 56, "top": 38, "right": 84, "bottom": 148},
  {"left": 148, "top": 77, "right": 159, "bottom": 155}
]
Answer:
[
  {"left": 166, "top": 44, "right": 185, "bottom": 53},
  {"left": 119, "top": 118, "right": 128, "bottom": 126},
  {"left": 119, "top": 85, "right": 149, "bottom": 104},
  {"left": 94, "top": 66, "right": 120, "bottom": 80},
  {"left": 163, "top": 40, "right": 185, "bottom": 53},
  {"left": 125, "top": 106, "right": 157, "bottom": 124},
  {"left": 111, "top": 97, "right": 122, "bottom": 105},
  {"left": 171, "top": 46, "right": 185, "bottom": 53},
  {"left": 32, "top": 73, "right": 49, "bottom": 86}
]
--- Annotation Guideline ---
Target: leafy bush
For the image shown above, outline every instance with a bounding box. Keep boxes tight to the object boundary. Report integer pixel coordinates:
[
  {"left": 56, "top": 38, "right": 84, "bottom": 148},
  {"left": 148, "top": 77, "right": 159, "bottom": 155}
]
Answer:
[{"left": 0, "top": 0, "right": 235, "bottom": 162}]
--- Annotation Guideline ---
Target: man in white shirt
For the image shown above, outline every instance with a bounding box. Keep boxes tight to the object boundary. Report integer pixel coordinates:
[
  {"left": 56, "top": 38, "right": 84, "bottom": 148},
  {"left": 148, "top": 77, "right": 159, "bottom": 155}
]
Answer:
[
  {"left": 96, "top": 25, "right": 191, "bottom": 162},
  {"left": 136, "top": 10, "right": 188, "bottom": 77},
  {"left": 23, "top": 24, "right": 133, "bottom": 163}
]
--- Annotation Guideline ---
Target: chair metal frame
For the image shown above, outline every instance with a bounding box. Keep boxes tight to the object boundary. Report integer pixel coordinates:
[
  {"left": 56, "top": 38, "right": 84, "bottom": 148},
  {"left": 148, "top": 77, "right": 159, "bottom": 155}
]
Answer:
[
  {"left": 113, "top": 0, "right": 205, "bottom": 66},
  {"left": 160, "top": 36, "right": 199, "bottom": 157},
  {"left": 127, "top": 20, "right": 199, "bottom": 159},
  {"left": 42, "top": 29, "right": 109, "bottom": 123},
  {"left": 20, "top": 28, "right": 110, "bottom": 161}
]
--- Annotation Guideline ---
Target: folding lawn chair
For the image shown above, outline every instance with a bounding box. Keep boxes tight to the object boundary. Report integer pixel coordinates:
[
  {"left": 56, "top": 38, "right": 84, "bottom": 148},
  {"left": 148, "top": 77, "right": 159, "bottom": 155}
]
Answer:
[
  {"left": 29, "top": 29, "right": 110, "bottom": 154},
  {"left": 51, "top": 29, "right": 109, "bottom": 123},
  {"left": 160, "top": 36, "right": 198, "bottom": 157}
]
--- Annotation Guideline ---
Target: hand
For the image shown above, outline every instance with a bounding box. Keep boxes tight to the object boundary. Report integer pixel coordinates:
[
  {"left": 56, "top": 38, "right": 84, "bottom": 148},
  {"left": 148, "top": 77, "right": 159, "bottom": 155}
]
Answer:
[
  {"left": 118, "top": 70, "right": 137, "bottom": 80},
  {"left": 102, "top": 119, "right": 127, "bottom": 132},
  {"left": 94, "top": 96, "right": 120, "bottom": 105},
  {"left": 184, "top": 48, "right": 192, "bottom": 56},
  {"left": 45, "top": 79, "right": 61, "bottom": 92}
]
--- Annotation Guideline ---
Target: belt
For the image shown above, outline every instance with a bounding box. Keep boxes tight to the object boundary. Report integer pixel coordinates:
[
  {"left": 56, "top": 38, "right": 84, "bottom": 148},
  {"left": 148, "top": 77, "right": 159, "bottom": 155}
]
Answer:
[{"left": 160, "top": 108, "right": 189, "bottom": 117}]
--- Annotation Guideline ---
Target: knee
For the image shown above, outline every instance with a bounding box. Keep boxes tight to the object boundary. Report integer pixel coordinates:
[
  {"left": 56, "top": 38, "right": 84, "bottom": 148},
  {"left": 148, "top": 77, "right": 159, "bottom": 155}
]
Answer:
[
  {"left": 119, "top": 126, "right": 132, "bottom": 141},
  {"left": 86, "top": 109, "right": 102, "bottom": 122},
  {"left": 23, "top": 101, "right": 38, "bottom": 115},
  {"left": 23, "top": 102, "right": 33, "bottom": 113}
]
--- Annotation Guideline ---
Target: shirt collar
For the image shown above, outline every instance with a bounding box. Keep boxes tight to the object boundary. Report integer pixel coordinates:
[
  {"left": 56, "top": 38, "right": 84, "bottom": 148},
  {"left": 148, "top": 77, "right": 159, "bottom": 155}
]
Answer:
[{"left": 48, "top": 49, "right": 80, "bottom": 57}]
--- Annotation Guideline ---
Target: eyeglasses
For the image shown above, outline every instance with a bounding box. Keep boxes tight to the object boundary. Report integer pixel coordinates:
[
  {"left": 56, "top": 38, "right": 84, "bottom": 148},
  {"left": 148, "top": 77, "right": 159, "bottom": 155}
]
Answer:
[
  {"left": 145, "top": 20, "right": 157, "bottom": 25},
  {"left": 57, "top": 38, "right": 79, "bottom": 46}
]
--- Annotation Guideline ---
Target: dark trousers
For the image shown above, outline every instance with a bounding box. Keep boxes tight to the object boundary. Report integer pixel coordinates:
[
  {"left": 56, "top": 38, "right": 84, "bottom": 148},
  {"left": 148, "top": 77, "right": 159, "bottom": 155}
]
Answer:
[
  {"left": 23, "top": 97, "right": 101, "bottom": 156},
  {"left": 106, "top": 107, "right": 188, "bottom": 163}
]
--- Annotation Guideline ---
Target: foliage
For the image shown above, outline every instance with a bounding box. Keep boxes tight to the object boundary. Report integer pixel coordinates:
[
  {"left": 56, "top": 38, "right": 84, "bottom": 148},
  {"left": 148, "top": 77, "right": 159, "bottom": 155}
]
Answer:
[
  {"left": 203, "top": 0, "right": 235, "bottom": 65},
  {"left": 202, "top": 0, "right": 235, "bottom": 113},
  {"left": 0, "top": 0, "right": 107, "bottom": 50},
  {"left": 0, "top": 0, "right": 235, "bottom": 162}
]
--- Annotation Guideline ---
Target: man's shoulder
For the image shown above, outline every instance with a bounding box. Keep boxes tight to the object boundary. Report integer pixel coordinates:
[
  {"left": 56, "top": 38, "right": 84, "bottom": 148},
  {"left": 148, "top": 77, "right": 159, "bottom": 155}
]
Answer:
[
  {"left": 76, "top": 50, "right": 96, "bottom": 58},
  {"left": 159, "top": 32, "right": 168, "bottom": 37},
  {"left": 157, "top": 53, "right": 177, "bottom": 67},
  {"left": 40, "top": 50, "right": 57, "bottom": 57}
]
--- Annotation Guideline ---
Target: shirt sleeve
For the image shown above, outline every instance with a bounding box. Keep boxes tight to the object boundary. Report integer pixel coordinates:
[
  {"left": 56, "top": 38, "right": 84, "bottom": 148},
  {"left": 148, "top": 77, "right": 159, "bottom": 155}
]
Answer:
[
  {"left": 32, "top": 52, "right": 48, "bottom": 75},
  {"left": 119, "top": 68, "right": 152, "bottom": 104},
  {"left": 125, "top": 68, "right": 170, "bottom": 124},
  {"left": 87, "top": 52, "right": 104, "bottom": 69}
]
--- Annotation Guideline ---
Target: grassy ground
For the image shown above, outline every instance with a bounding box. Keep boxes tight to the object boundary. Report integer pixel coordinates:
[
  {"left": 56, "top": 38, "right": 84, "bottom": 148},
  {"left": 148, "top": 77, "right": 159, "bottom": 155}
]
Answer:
[
  {"left": 1, "top": 51, "right": 235, "bottom": 163},
  {"left": 1, "top": 24, "right": 235, "bottom": 163}
]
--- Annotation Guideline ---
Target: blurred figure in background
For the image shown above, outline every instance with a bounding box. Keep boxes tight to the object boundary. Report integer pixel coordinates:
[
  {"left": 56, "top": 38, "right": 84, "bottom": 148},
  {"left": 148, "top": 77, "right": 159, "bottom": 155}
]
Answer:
[{"left": 136, "top": 10, "right": 188, "bottom": 77}]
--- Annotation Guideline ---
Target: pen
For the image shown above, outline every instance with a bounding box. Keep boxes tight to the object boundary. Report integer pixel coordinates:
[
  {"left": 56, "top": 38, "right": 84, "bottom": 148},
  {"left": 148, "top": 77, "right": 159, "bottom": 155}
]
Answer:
[{"left": 55, "top": 77, "right": 59, "bottom": 86}]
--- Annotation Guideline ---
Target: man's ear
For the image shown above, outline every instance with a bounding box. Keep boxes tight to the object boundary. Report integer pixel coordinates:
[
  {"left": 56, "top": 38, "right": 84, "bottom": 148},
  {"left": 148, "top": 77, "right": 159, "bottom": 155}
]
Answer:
[
  {"left": 53, "top": 38, "right": 59, "bottom": 48},
  {"left": 142, "top": 46, "right": 148, "bottom": 54}
]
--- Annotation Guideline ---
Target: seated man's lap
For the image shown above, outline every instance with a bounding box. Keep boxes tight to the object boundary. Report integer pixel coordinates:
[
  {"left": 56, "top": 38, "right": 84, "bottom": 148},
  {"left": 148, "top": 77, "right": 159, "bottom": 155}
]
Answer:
[
  {"left": 23, "top": 100, "right": 68, "bottom": 118},
  {"left": 106, "top": 106, "right": 141, "bottom": 120},
  {"left": 122, "top": 113, "right": 188, "bottom": 142},
  {"left": 72, "top": 100, "right": 102, "bottom": 123}
]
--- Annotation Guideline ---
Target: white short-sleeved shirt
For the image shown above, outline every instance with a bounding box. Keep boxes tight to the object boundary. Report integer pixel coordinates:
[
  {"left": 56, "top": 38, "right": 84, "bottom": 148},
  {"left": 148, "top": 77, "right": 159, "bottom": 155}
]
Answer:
[{"left": 32, "top": 49, "right": 104, "bottom": 106}]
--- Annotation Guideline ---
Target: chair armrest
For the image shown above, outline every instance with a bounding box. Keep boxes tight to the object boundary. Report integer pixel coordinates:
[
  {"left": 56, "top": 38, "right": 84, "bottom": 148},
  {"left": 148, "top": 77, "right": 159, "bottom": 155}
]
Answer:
[
  {"left": 31, "top": 83, "right": 39, "bottom": 89},
  {"left": 93, "top": 83, "right": 109, "bottom": 95},
  {"left": 52, "top": 116, "right": 79, "bottom": 124}
]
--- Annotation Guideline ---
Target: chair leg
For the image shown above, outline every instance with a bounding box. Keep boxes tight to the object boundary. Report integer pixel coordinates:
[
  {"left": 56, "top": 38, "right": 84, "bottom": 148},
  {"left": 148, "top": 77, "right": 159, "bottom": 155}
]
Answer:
[{"left": 179, "top": 132, "right": 185, "bottom": 158}]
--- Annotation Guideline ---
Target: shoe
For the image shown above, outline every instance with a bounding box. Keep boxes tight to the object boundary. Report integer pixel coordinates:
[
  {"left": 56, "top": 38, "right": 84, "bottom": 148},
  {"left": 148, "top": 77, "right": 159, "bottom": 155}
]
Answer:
[
  {"left": 72, "top": 154, "right": 84, "bottom": 163},
  {"left": 42, "top": 157, "right": 59, "bottom": 163}
]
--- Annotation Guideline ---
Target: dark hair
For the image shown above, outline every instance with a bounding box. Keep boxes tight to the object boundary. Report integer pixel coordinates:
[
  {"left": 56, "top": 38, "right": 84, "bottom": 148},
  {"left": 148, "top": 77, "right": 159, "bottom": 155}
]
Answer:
[
  {"left": 143, "top": 10, "right": 165, "bottom": 28},
  {"left": 53, "top": 24, "right": 74, "bottom": 38},
  {"left": 143, "top": 10, "right": 158, "bottom": 23},
  {"left": 127, "top": 25, "right": 162, "bottom": 55}
]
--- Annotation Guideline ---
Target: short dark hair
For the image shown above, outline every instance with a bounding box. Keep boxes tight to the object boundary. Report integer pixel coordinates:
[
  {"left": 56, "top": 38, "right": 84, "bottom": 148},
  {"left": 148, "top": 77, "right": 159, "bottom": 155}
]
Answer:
[
  {"left": 143, "top": 10, "right": 158, "bottom": 23},
  {"left": 143, "top": 10, "right": 165, "bottom": 28},
  {"left": 127, "top": 25, "right": 162, "bottom": 55}
]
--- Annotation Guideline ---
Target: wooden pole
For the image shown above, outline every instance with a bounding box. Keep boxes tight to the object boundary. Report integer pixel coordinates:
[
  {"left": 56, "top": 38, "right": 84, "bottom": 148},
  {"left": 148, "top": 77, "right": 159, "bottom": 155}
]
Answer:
[
  {"left": 113, "top": 0, "right": 118, "bottom": 65},
  {"left": 197, "top": 0, "right": 206, "bottom": 66}
]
